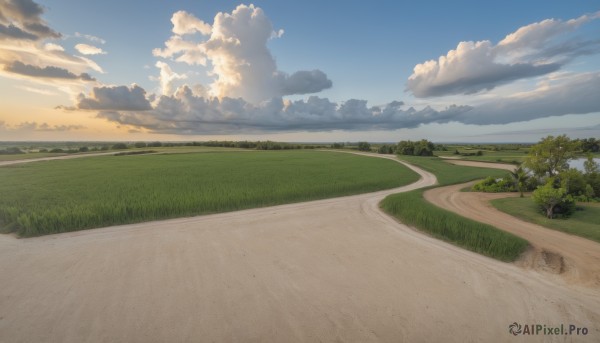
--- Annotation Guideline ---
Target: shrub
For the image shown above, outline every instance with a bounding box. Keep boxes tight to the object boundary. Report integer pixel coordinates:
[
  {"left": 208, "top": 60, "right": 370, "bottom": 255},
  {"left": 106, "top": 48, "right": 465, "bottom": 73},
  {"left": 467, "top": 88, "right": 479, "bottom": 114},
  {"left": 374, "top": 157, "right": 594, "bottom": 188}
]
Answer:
[
  {"left": 472, "top": 175, "right": 516, "bottom": 192},
  {"left": 134, "top": 142, "right": 147, "bottom": 148}
]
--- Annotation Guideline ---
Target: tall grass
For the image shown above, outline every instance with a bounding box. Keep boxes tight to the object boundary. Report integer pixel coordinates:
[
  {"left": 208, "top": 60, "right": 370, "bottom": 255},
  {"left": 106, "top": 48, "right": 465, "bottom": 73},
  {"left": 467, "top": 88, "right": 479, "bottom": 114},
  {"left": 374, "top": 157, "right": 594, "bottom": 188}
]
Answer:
[
  {"left": 0, "top": 150, "right": 419, "bottom": 237},
  {"left": 381, "top": 155, "right": 529, "bottom": 262},
  {"left": 381, "top": 190, "right": 529, "bottom": 261}
]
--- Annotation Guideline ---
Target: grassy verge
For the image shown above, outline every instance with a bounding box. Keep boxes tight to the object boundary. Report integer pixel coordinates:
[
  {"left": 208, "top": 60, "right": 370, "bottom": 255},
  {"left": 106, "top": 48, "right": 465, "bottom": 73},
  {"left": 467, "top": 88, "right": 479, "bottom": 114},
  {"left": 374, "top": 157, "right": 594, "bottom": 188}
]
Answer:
[
  {"left": 0, "top": 150, "right": 418, "bottom": 237},
  {"left": 381, "top": 155, "right": 529, "bottom": 262},
  {"left": 491, "top": 197, "right": 600, "bottom": 243},
  {"left": 381, "top": 190, "right": 528, "bottom": 261}
]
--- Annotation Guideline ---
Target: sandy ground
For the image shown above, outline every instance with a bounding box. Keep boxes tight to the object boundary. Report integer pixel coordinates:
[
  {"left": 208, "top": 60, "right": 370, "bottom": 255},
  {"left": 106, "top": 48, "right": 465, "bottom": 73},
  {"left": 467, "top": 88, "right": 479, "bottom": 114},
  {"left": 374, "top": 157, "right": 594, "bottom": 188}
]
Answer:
[{"left": 1, "top": 154, "right": 599, "bottom": 342}]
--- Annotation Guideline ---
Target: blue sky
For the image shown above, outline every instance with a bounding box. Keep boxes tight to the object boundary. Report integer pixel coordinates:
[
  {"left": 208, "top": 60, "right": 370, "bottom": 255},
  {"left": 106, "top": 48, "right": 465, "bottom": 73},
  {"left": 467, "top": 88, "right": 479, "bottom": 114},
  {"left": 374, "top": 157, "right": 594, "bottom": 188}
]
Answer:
[{"left": 1, "top": 0, "right": 599, "bottom": 142}]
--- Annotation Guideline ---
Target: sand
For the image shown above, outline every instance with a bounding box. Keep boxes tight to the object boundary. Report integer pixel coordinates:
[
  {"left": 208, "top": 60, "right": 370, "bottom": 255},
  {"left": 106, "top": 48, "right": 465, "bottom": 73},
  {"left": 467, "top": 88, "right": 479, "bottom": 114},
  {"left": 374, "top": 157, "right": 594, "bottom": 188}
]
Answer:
[{"left": 0, "top": 153, "right": 598, "bottom": 342}]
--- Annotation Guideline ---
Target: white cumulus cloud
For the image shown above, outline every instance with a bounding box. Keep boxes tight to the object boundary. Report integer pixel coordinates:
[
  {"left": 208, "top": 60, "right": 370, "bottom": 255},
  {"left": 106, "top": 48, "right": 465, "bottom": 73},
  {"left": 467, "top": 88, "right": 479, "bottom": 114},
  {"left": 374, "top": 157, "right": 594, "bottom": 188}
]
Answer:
[
  {"left": 407, "top": 11, "right": 600, "bottom": 98},
  {"left": 153, "top": 4, "right": 332, "bottom": 103}
]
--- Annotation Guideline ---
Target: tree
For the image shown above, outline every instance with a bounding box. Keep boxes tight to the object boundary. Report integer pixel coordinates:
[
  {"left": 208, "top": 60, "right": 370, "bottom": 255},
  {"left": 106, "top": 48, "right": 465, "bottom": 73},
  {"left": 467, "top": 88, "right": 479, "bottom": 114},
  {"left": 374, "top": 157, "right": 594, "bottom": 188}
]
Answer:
[
  {"left": 357, "top": 142, "right": 371, "bottom": 151},
  {"left": 584, "top": 153, "right": 599, "bottom": 175},
  {"left": 397, "top": 141, "right": 415, "bottom": 155},
  {"left": 559, "top": 168, "right": 587, "bottom": 196},
  {"left": 396, "top": 139, "right": 434, "bottom": 156},
  {"left": 510, "top": 166, "right": 529, "bottom": 197},
  {"left": 524, "top": 135, "right": 580, "bottom": 178},
  {"left": 532, "top": 182, "right": 571, "bottom": 219},
  {"left": 414, "top": 139, "right": 434, "bottom": 156}
]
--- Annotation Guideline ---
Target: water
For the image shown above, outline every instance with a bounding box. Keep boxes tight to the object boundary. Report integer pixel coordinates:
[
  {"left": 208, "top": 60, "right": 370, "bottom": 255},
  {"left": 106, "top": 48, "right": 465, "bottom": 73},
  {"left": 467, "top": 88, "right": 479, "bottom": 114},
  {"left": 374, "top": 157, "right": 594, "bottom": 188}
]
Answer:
[{"left": 569, "top": 157, "right": 600, "bottom": 172}]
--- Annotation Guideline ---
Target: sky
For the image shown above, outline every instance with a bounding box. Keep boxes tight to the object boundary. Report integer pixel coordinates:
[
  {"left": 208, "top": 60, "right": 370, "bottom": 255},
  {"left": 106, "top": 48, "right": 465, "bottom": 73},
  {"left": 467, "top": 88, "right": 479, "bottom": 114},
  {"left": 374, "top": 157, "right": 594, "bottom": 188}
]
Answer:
[{"left": 0, "top": 0, "right": 599, "bottom": 142}]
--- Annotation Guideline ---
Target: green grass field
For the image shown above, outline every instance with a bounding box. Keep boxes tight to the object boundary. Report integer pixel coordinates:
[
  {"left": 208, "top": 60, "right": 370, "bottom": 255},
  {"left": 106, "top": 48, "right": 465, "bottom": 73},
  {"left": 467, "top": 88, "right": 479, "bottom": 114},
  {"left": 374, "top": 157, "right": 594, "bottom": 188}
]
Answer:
[
  {"left": 0, "top": 150, "right": 419, "bottom": 237},
  {"left": 381, "top": 155, "right": 529, "bottom": 262},
  {"left": 435, "top": 150, "right": 527, "bottom": 164},
  {"left": 491, "top": 197, "right": 600, "bottom": 243},
  {"left": 396, "top": 155, "right": 508, "bottom": 185}
]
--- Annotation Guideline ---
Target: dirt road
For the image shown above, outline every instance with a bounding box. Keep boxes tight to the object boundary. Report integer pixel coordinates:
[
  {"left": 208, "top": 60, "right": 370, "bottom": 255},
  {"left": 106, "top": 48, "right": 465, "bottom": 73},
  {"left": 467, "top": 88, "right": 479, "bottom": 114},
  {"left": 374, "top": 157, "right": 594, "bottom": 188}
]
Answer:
[
  {"left": 0, "top": 154, "right": 599, "bottom": 342},
  {"left": 0, "top": 151, "right": 118, "bottom": 167},
  {"left": 425, "top": 160, "right": 600, "bottom": 288}
]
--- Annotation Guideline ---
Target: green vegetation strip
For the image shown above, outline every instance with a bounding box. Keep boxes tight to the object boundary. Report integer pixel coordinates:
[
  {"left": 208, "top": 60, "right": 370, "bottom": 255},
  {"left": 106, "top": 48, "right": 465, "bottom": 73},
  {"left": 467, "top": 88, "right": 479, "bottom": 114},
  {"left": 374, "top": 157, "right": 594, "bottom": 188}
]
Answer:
[
  {"left": 0, "top": 150, "right": 419, "bottom": 237},
  {"left": 491, "top": 197, "right": 600, "bottom": 243},
  {"left": 381, "top": 156, "right": 528, "bottom": 262},
  {"left": 381, "top": 190, "right": 528, "bottom": 261}
]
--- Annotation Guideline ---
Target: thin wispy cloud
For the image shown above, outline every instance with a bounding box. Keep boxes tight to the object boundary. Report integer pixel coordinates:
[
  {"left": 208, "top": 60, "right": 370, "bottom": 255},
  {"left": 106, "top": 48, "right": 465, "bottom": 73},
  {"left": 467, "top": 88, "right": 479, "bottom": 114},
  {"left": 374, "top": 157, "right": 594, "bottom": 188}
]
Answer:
[{"left": 74, "top": 43, "right": 106, "bottom": 55}]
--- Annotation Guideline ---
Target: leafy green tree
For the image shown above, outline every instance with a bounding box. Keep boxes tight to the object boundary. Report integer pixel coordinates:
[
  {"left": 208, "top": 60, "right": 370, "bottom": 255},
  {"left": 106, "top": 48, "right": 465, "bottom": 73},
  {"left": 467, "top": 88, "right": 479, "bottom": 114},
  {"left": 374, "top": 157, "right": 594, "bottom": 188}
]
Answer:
[
  {"left": 397, "top": 141, "right": 415, "bottom": 155},
  {"left": 584, "top": 153, "right": 599, "bottom": 175},
  {"left": 559, "top": 168, "right": 587, "bottom": 196},
  {"left": 532, "top": 181, "right": 575, "bottom": 219},
  {"left": 524, "top": 135, "right": 580, "bottom": 178},
  {"left": 414, "top": 139, "right": 434, "bottom": 156},
  {"left": 377, "top": 144, "right": 394, "bottom": 154}
]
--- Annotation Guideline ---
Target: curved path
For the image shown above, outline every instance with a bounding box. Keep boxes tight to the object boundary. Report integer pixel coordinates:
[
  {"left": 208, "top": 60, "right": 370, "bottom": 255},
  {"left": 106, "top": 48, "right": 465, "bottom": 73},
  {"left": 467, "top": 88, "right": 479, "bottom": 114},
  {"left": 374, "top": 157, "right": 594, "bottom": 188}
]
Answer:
[
  {"left": 0, "top": 153, "right": 599, "bottom": 342},
  {"left": 425, "top": 160, "right": 600, "bottom": 288},
  {"left": 0, "top": 151, "right": 118, "bottom": 167}
]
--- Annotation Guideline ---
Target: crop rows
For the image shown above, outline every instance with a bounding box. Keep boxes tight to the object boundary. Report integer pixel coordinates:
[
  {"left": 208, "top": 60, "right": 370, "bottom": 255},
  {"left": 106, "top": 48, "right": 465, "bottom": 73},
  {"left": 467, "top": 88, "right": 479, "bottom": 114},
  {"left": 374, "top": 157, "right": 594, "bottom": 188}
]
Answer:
[{"left": 0, "top": 151, "right": 419, "bottom": 236}]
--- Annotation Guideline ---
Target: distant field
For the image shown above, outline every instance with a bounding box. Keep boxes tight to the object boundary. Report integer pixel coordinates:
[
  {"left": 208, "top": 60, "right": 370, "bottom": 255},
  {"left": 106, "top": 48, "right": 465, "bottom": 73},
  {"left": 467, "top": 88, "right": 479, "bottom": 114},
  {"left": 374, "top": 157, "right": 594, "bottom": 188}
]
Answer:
[
  {"left": 396, "top": 155, "right": 508, "bottom": 185},
  {"left": 435, "top": 149, "right": 528, "bottom": 164},
  {"left": 0, "top": 150, "right": 419, "bottom": 237},
  {"left": 491, "top": 197, "right": 600, "bottom": 243},
  {"left": 0, "top": 146, "right": 245, "bottom": 161}
]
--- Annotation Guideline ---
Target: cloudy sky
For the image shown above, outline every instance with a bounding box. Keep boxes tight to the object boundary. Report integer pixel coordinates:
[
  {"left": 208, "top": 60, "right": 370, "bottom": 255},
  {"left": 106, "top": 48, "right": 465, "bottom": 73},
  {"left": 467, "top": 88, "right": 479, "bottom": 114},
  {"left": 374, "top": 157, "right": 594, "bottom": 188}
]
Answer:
[{"left": 1, "top": 0, "right": 599, "bottom": 142}]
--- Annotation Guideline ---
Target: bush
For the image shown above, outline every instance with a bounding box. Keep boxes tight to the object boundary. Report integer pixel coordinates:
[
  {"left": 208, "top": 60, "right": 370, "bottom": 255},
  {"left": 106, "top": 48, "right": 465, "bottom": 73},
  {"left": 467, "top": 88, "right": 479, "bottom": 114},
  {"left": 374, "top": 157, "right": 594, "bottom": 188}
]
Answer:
[
  {"left": 472, "top": 175, "right": 516, "bottom": 192},
  {"left": 49, "top": 148, "right": 64, "bottom": 153},
  {"left": 79, "top": 146, "right": 89, "bottom": 152},
  {"left": 147, "top": 141, "right": 163, "bottom": 147},
  {"left": 134, "top": 142, "right": 147, "bottom": 148}
]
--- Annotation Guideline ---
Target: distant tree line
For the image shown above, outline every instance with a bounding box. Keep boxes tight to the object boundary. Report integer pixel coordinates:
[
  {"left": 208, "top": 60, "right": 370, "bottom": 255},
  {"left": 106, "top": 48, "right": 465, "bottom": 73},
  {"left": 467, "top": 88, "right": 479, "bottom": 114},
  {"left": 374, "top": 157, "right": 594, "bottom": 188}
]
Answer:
[
  {"left": 396, "top": 139, "right": 435, "bottom": 156},
  {"left": 0, "top": 147, "right": 24, "bottom": 155}
]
